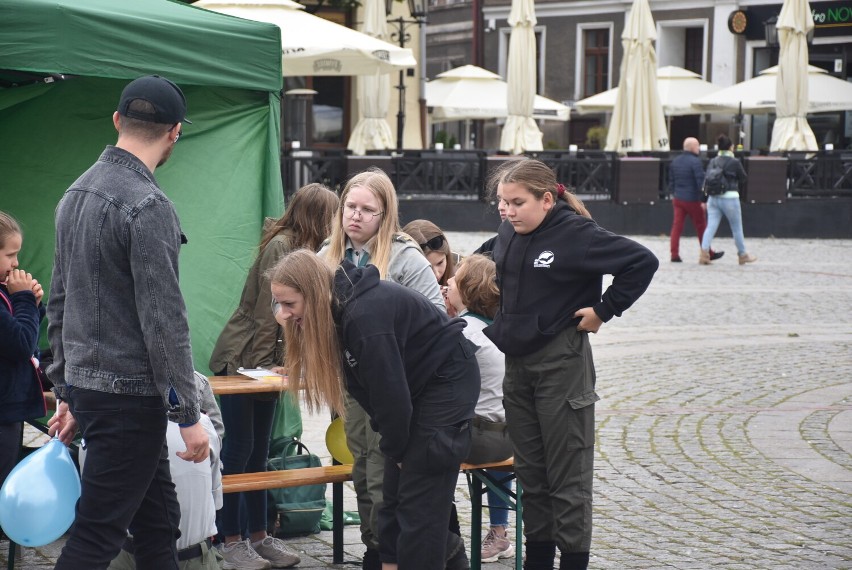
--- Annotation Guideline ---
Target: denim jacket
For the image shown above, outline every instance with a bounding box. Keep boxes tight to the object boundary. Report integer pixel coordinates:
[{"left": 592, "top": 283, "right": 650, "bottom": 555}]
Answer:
[{"left": 47, "top": 146, "right": 200, "bottom": 425}]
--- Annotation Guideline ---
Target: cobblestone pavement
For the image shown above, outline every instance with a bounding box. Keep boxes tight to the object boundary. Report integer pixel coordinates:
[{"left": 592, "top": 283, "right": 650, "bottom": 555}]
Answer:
[{"left": 4, "top": 234, "right": 851, "bottom": 569}]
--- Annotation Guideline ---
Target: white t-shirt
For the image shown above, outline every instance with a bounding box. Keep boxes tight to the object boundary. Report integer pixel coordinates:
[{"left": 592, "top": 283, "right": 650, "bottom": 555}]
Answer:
[{"left": 460, "top": 312, "right": 506, "bottom": 422}]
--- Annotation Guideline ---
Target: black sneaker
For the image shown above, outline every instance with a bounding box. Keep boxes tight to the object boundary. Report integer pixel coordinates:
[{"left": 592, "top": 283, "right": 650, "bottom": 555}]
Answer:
[
  {"left": 710, "top": 250, "right": 725, "bottom": 261},
  {"left": 671, "top": 256, "right": 683, "bottom": 262},
  {"left": 446, "top": 533, "right": 470, "bottom": 570}
]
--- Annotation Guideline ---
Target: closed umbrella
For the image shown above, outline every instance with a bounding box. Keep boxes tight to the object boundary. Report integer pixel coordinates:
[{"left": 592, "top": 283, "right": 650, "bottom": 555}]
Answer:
[
  {"left": 604, "top": 0, "right": 669, "bottom": 153},
  {"left": 574, "top": 66, "right": 721, "bottom": 116},
  {"left": 499, "top": 0, "right": 543, "bottom": 154},
  {"left": 770, "top": 0, "right": 818, "bottom": 151},
  {"left": 194, "top": 0, "right": 416, "bottom": 76},
  {"left": 692, "top": 65, "right": 852, "bottom": 114},
  {"left": 347, "top": 0, "right": 394, "bottom": 155}
]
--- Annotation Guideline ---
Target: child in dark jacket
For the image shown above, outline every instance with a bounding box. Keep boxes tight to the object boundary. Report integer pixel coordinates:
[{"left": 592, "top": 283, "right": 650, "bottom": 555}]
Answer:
[
  {"left": 0, "top": 211, "right": 46, "bottom": 489},
  {"left": 483, "top": 159, "right": 659, "bottom": 570}
]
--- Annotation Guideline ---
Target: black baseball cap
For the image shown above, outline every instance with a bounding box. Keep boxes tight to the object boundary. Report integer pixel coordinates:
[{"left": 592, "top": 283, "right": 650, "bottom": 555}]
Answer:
[{"left": 117, "top": 75, "right": 192, "bottom": 124}]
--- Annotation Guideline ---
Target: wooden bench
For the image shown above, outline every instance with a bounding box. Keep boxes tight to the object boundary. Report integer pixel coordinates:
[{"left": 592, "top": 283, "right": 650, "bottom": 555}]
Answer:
[
  {"left": 461, "top": 458, "right": 521, "bottom": 570},
  {"left": 222, "top": 459, "right": 519, "bottom": 570},
  {"left": 223, "top": 464, "right": 354, "bottom": 564}
]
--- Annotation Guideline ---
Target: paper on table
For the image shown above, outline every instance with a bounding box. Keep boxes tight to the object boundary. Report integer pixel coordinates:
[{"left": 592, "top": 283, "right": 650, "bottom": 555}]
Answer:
[{"left": 236, "top": 367, "right": 285, "bottom": 381}]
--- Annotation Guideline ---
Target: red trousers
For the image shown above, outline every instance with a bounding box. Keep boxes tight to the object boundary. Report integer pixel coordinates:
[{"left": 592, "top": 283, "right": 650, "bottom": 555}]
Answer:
[{"left": 670, "top": 198, "right": 707, "bottom": 258}]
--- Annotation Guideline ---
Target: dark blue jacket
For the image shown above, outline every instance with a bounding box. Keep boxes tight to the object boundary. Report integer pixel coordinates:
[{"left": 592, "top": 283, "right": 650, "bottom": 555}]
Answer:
[
  {"left": 669, "top": 152, "right": 705, "bottom": 202},
  {"left": 0, "top": 284, "right": 46, "bottom": 423}
]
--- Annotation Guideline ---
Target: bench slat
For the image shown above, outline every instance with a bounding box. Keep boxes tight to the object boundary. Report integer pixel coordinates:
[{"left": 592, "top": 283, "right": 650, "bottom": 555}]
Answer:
[
  {"left": 460, "top": 457, "right": 514, "bottom": 472},
  {"left": 222, "top": 465, "right": 353, "bottom": 493}
]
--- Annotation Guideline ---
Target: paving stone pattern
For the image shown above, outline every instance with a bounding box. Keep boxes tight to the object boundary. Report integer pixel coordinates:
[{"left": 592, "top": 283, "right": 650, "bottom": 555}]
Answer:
[{"left": 4, "top": 235, "right": 850, "bottom": 569}]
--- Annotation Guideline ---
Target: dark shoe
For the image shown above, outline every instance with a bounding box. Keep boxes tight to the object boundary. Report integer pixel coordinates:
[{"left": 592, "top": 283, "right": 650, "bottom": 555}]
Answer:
[
  {"left": 446, "top": 533, "right": 470, "bottom": 570},
  {"left": 362, "top": 547, "right": 381, "bottom": 570},
  {"left": 524, "top": 541, "right": 556, "bottom": 570},
  {"left": 670, "top": 256, "right": 683, "bottom": 262},
  {"left": 710, "top": 250, "right": 725, "bottom": 261},
  {"left": 559, "top": 551, "right": 590, "bottom": 570}
]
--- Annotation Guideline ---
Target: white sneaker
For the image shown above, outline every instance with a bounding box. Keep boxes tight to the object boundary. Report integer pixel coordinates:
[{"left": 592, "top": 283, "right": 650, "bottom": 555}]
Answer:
[
  {"left": 252, "top": 536, "right": 301, "bottom": 568},
  {"left": 219, "top": 539, "right": 272, "bottom": 570}
]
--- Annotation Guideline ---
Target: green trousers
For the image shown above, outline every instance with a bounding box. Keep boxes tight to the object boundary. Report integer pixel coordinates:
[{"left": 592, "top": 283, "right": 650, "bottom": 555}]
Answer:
[
  {"left": 343, "top": 394, "right": 385, "bottom": 550},
  {"left": 108, "top": 540, "right": 224, "bottom": 570},
  {"left": 503, "top": 326, "right": 599, "bottom": 554}
]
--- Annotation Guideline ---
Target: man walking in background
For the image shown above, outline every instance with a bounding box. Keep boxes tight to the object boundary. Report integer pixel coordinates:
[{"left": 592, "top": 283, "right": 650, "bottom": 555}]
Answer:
[{"left": 668, "top": 137, "right": 723, "bottom": 263}]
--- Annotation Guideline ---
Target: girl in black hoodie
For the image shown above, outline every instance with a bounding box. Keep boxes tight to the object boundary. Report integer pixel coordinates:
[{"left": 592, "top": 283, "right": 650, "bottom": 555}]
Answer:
[
  {"left": 483, "top": 159, "right": 659, "bottom": 570},
  {"left": 268, "top": 249, "right": 480, "bottom": 570}
]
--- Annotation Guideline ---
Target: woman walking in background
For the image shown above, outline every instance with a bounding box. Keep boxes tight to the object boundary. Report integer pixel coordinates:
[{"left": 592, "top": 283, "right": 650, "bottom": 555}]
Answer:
[
  {"left": 700, "top": 134, "right": 757, "bottom": 266},
  {"left": 210, "top": 184, "right": 338, "bottom": 569}
]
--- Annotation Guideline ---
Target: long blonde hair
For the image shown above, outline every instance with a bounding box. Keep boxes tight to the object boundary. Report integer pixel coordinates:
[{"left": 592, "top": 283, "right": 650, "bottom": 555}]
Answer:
[
  {"left": 267, "top": 249, "right": 346, "bottom": 417},
  {"left": 322, "top": 168, "right": 401, "bottom": 279},
  {"left": 489, "top": 158, "right": 591, "bottom": 218}
]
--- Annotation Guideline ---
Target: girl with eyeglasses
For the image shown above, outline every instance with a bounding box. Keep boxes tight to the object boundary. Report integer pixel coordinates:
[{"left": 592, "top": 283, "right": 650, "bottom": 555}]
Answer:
[
  {"left": 484, "top": 159, "right": 658, "bottom": 570},
  {"left": 319, "top": 168, "right": 447, "bottom": 570},
  {"left": 209, "top": 183, "right": 338, "bottom": 568},
  {"left": 269, "top": 249, "right": 479, "bottom": 570}
]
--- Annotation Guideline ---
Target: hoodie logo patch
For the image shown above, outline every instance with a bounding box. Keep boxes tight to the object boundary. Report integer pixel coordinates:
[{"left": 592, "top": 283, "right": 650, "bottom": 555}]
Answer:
[
  {"left": 534, "top": 250, "right": 554, "bottom": 268},
  {"left": 344, "top": 349, "right": 358, "bottom": 368}
]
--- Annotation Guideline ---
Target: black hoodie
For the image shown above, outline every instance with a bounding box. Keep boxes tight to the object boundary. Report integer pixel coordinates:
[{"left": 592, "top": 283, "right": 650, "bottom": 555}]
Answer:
[
  {"left": 484, "top": 202, "right": 659, "bottom": 357},
  {"left": 332, "top": 262, "right": 468, "bottom": 461}
]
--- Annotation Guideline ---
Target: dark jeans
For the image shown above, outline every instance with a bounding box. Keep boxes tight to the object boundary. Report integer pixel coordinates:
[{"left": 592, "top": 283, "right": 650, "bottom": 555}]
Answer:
[
  {"left": 0, "top": 421, "right": 23, "bottom": 493},
  {"left": 56, "top": 387, "right": 180, "bottom": 570},
  {"left": 218, "top": 393, "right": 276, "bottom": 537}
]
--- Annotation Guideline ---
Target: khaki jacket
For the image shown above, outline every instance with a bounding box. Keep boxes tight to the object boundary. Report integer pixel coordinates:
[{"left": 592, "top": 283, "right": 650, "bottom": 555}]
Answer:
[{"left": 209, "top": 226, "right": 292, "bottom": 375}]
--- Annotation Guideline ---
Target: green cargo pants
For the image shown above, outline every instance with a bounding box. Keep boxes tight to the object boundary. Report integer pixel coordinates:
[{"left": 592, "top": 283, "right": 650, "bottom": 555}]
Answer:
[{"left": 343, "top": 393, "right": 385, "bottom": 550}]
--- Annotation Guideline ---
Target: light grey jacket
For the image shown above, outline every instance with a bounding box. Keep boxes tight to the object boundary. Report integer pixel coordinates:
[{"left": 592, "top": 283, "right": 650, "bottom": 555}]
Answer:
[
  {"left": 47, "top": 146, "right": 200, "bottom": 425},
  {"left": 318, "top": 234, "right": 444, "bottom": 311}
]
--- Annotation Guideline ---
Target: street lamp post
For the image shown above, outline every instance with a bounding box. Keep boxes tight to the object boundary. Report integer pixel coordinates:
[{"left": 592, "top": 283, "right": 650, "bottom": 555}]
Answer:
[{"left": 386, "top": 0, "right": 427, "bottom": 151}]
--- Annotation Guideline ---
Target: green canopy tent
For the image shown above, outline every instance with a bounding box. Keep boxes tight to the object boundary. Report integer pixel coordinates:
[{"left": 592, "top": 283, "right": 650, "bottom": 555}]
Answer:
[{"left": 0, "top": 0, "right": 284, "bottom": 374}]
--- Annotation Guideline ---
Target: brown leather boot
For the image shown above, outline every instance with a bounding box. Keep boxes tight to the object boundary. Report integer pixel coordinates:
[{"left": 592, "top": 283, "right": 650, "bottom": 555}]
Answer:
[
  {"left": 738, "top": 253, "right": 757, "bottom": 265},
  {"left": 699, "top": 249, "right": 712, "bottom": 265}
]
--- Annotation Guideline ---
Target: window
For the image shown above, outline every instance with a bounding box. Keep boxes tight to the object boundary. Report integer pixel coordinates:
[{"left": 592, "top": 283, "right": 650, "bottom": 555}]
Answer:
[
  {"left": 583, "top": 29, "right": 609, "bottom": 97},
  {"left": 684, "top": 27, "right": 703, "bottom": 75}
]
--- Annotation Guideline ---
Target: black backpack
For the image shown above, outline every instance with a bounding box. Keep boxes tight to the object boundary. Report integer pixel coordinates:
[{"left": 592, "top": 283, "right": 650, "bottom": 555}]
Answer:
[{"left": 703, "top": 156, "right": 732, "bottom": 196}]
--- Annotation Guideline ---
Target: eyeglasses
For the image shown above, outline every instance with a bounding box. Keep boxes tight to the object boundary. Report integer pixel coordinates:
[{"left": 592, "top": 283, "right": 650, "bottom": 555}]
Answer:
[
  {"left": 343, "top": 204, "right": 383, "bottom": 221},
  {"left": 419, "top": 235, "right": 445, "bottom": 251}
]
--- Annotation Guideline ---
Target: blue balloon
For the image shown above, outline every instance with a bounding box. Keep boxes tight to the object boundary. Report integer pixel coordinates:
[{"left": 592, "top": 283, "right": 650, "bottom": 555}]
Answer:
[{"left": 0, "top": 438, "right": 81, "bottom": 546}]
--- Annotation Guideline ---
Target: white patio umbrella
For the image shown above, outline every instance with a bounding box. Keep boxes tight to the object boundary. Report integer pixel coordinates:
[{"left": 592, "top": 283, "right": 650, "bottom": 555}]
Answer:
[
  {"left": 574, "top": 66, "right": 722, "bottom": 116},
  {"left": 604, "top": 0, "right": 669, "bottom": 153},
  {"left": 770, "top": 0, "right": 818, "bottom": 151},
  {"left": 499, "top": 0, "right": 543, "bottom": 154},
  {"left": 194, "top": 0, "right": 416, "bottom": 76},
  {"left": 426, "top": 65, "right": 570, "bottom": 122},
  {"left": 347, "top": 0, "right": 394, "bottom": 155},
  {"left": 692, "top": 65, "right": 852, "bottom": 114}
]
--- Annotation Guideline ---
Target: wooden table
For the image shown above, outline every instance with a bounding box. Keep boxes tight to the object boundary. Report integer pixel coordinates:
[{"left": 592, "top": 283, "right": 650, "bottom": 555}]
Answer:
[{"left": 208, "top": 374, "right": 288, "bottom": 395}]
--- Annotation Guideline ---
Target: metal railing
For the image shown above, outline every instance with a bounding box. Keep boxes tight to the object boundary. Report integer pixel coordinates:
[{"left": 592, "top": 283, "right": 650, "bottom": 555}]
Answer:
[{"left": 281, "top": 149, "right": 852, "bottom": 201}]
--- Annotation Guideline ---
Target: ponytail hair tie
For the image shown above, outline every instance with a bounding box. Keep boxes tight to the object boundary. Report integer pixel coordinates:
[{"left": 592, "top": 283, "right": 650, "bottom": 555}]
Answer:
[{"left": 556, "top": 183, "right": 566, "bottom": 198}]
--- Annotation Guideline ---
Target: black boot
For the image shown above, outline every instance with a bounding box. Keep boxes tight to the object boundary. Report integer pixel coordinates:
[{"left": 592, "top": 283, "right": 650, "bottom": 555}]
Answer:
[
  {"left": 560, "top": 551, "right": 590, "bottom": 570},
  {"left": 362, "top": 547, "right": 381, "bottom": 570},
  {"left": 446, "top": 532, "right": 470, "bottom": 570},
  {"left": 524, "top": 541, "right": 556, "bottom": 570}
]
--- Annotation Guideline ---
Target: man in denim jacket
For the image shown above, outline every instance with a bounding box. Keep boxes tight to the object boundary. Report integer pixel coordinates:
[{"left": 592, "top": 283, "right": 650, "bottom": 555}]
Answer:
[{"left": 47, "top": 75, "right": 209, "bottom": 570}]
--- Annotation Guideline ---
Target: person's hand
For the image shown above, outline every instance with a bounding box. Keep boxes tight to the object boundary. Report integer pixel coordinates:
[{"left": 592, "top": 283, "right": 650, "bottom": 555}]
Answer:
[
  {"left": 441, "top": 286, "right": 458, "bottom": 317},
  {"left": 177, "top": 422, "right": 210, "bottom": 463},
  {"left": 270, "top": 366, "right": 287, "bottom": 376},
  {"left": 47, "top": 401, "right": 78, "bottom": 445},
  {"left": 6, "top": 269, "right": 35, "bottom": 295},
  {"left": 31, "top": 280, "right": 44, "bottom": 304},
  {"left": 574, "top": 307, "right": 603, "bottom": 334}
]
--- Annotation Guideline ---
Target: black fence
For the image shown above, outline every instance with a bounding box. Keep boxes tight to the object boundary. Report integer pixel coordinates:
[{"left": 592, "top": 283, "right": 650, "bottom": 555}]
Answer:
[{"left": 281, "top": 149, "right": 852, "bottom": 202}]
